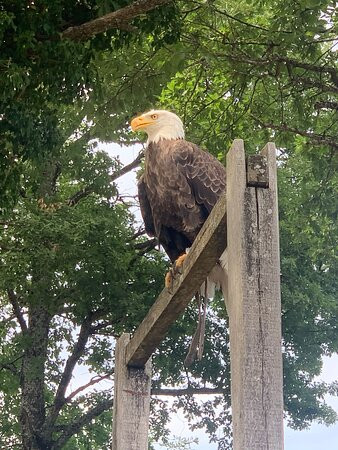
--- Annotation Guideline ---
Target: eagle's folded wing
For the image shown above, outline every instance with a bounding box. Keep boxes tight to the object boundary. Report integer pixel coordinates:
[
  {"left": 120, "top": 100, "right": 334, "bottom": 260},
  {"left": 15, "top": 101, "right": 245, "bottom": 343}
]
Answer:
[{"left": 172, "top": 140, "right": 226, "bottom": 213}]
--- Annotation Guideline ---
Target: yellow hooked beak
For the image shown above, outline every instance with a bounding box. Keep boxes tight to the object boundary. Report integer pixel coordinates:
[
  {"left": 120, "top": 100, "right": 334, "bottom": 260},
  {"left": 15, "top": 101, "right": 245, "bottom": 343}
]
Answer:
[{"left": 130, "top": 115, "right": 154, "bottom": 131}]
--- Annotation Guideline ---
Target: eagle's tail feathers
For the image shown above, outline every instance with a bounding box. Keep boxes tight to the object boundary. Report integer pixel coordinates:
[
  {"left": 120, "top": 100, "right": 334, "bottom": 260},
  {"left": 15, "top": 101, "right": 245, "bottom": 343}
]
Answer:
[
  {"left": 206, "top": 249, "right": 228, "bottom": 308},
  {"left": 197, "top": 296, "right": 208, "bottom": 361},
  {"left": 184, "top": 293, "right": 202, "bottom": 367},
  {"left": 185, "top": 250, "right": 228, "bottom": 367}
]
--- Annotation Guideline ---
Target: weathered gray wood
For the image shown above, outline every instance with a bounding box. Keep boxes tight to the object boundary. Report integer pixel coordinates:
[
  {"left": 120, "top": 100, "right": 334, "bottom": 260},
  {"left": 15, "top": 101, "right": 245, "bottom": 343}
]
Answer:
[
  {"left": 126, "top": 192, "right": 227, "bottom": 368},
  {"left": 112, "top": 333, "right": 152, "bottom": 450},
  {"left": 226, "top": 140, "right": 283, "bottom": 450},
  {"left": 247, "top": 154, "right": 268, "bottom": 187}
]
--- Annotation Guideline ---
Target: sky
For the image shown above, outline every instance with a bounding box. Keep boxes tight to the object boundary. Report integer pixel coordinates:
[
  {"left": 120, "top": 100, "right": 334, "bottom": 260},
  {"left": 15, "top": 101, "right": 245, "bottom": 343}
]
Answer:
[{"left": 101, "top": 141, "right": 338, "bottom": 449}]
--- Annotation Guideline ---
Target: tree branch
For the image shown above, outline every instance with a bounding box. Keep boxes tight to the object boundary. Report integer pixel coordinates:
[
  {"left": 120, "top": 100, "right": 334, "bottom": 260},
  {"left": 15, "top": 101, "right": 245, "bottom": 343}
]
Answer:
[
  {"left": 214, "top": 52, "right": 337, "bottom": 92},
  {"left": 7, "top": 289, "right": 27, "bottom": 333},
  {"left": 276, "top": 56, "right": 338, "bottom": 81},
  {"left": 133, "top": 238, "right": 157, "bottom": 252},
  {"left": 314, "top": 101, "right": 338, "bottom": 111},
  {"left": 151, "top": 387, "right": 226, "bottom": 396},
  {"left": 111, "top": 150, "right": 144, "bottom": 182},
  {"left": 67, "top": 185, "right": 94, "bottom": 207},
  {"left": 213, "top": 6, "right": 271, "bottom": 32},
  {"left": 252, "top": 116, "right": 338, "bottom": 149},
  {"left": 67, "top": 151, "right": 144, "bottom": 206},
  {"left": 65, "top": 372, "right": 113, "bottom": 403},
  {"left": 53, "top": 386, "right": 225, "bottom": 448},
  {"left": 61, "top": 0, "right": 173, "bottom": 41},
  {"left": 44, "top": 311, "right": 103, "bottom": 432},
  {"left": 289, "top": 76, "right": 338, "bottom": 94},
  {"left": 0, "top": 354, "right": 23, "bottom": 375},
  {"left": 129, "top": 227, "right": 146, "bottom": 240},
  {"left": 52, "top": 398, "right": 113, "bottom": 450}
]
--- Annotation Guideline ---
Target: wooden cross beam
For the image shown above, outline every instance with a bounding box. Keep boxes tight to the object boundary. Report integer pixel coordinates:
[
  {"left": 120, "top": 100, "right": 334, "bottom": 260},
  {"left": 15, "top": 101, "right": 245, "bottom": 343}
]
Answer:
[{"left": 112, "top": 139, "right": 283, "bottom": 450}]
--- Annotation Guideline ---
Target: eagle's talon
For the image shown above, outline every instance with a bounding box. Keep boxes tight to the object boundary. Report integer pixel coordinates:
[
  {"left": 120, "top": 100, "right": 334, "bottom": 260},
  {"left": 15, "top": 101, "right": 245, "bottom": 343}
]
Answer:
[
  {"left": 174, "top": 253, "right": 187, "bottom": 271},
  {"left": 165, "top": 269, "right": 174, "bottom": 290},
  {"left": 165, "top": 253, "right": 188, "bottom": 289}
]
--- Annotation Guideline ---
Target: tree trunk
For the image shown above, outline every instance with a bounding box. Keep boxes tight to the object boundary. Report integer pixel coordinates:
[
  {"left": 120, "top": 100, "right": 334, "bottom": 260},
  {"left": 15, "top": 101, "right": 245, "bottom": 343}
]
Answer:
[{"left": 20, "top": 302, "right": 51, "bottom": 449}]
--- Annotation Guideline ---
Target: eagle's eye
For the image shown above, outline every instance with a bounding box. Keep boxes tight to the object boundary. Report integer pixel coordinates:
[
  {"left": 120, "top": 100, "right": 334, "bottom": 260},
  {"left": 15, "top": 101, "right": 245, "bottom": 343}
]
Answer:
[{"left": 151, "top": 114, "right": 158, "bottom": 120}]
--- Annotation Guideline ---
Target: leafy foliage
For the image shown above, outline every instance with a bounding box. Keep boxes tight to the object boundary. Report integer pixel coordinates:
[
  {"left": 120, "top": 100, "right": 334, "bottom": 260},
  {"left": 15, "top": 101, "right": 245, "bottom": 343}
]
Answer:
[
  {"left": 0, "top": 0, "right": 181, "bottom": 210},
  {"left": 0, "top": 0, "right": 337, "bottom": 449}
]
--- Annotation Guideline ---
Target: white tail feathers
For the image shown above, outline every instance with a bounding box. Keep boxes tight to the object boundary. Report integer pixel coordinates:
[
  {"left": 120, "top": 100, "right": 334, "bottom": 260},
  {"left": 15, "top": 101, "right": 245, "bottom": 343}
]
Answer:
[
  {"left": 185, "top": 250, "right": 229, "bottom": 367},
  {"left": 199, "top": 249, "right": 228, "bottom": 306}
]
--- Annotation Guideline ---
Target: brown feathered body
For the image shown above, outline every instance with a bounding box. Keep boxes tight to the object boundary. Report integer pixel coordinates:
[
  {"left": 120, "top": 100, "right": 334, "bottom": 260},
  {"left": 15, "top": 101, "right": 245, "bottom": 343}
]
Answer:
[{"left": 138, "top": 138, "right": 226, "bottom": 262}]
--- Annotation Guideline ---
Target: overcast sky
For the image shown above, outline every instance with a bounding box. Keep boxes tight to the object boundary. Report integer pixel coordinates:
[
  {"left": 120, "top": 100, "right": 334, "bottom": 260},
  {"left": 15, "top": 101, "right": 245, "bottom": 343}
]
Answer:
[{"left": 104, "top": 142, "right": 338, "bottom": 449}]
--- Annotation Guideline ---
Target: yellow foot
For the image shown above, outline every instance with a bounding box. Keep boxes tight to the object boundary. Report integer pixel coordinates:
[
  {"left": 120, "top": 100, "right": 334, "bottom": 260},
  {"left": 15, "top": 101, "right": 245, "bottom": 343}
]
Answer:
[
  {"left": 164, "top": 253, "right": 187, "bottom": 290},
  {"left": 174, "top": 253, "right": 187, "bottom": 270},
  {"left": 165, "top": 270, "right": 173, "bottom": 289}
]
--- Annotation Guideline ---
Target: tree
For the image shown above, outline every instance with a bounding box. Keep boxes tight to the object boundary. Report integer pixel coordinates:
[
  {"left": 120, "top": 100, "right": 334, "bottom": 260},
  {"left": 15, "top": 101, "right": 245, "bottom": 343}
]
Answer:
[
  {"left": 0, "top": 0, "right": 180, "bottom": 211},
  {"left": 0, "top": 1, "right": 180, "bottom": 448},
  {"left": 0, "top": 1, "right": 337, "bottom": 449}
]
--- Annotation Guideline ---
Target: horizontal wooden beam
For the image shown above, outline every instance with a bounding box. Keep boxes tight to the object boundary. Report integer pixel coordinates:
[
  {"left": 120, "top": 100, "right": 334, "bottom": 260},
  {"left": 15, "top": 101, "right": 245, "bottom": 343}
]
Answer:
[{"left": 126, "top": 191, "right": 227, "bottom": 368}]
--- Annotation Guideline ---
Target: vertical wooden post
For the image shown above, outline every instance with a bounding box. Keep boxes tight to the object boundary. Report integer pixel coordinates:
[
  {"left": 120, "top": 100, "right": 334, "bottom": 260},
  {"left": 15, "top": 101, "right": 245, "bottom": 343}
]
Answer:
[
  {"left": 112, "top": 333, "right": 152, "bottom": 450},
  {"left": 226, "top": 140, "right": 284, "bottom": 449}
]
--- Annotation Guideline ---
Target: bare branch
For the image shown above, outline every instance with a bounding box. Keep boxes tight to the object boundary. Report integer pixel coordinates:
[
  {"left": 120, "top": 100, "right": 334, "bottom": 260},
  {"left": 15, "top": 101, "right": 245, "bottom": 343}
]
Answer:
[
  {"left": 44, "top": 311, "right": 103, "bottom": 430},
  {"left": 7, "top": 289, "right": 27, "bottom": 333},
  {"left": 251, "top": 116, "right": 338, "bottom": 150},
  {"left": 61, "top": 0, "right": 173, "bottom": 41},
  {"left": 152, "top": 387, "right": 226, "bottom": 396},
  {"left": 110, "top": 150, "right": 144, "bottom": 182},
  {"left": 67, "top": 151, "right": 144, "bottom": 207},
  {"left": 65, "top": 372, "right": 114, "bottom": 403}
]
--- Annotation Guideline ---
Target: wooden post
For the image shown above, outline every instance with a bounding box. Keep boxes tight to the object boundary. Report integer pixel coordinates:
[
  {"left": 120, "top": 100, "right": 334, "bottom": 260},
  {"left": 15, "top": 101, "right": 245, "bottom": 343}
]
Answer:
[
  {"left": 112, "top": 333, "right": 152, "bottom": 450},
  {"left": 226, "top": 140, "right": 284, "bottom": 449}
]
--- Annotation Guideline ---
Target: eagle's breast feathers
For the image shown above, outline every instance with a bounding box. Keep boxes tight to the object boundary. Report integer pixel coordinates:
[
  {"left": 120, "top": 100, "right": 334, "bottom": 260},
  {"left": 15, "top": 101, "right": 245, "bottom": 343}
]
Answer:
[{"left": 138, "top": 138, "right": 226, "bottom": 261}]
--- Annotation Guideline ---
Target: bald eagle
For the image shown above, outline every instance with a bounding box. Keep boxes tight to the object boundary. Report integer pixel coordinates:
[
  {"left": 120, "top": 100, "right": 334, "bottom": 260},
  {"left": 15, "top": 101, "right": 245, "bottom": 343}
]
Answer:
[{"left": 131, "top": 109, "right": 228, "bottom": 362}]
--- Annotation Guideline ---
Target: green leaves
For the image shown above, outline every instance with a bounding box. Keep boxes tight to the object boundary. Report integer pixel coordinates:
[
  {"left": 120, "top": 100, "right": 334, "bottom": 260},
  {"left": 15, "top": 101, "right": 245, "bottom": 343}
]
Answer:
[{"left": 0, "top": 0, "right": 337, "bottom": 448}]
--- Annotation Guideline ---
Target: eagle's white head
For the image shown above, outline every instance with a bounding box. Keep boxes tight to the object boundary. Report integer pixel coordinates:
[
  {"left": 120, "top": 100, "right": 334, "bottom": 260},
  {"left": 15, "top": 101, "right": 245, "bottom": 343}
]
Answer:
[{"left": 130, "top": 109, "right": 185, "bottom": 143}]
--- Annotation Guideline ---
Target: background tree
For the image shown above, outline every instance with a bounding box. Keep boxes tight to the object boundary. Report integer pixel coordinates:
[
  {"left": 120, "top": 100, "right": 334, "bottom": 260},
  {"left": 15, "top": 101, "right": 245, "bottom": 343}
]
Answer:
[{"left": 0, "top": 1, "right": 337, "bottom": 449}]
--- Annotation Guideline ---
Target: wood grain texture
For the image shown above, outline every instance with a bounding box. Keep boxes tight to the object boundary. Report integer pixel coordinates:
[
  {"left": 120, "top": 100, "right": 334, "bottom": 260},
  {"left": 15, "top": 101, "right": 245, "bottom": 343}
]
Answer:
[
  {"left": 247, "top": 154, "right": 268, "bottom": 187},
  {"left": 112, "top": 333, "right": 152, "bottom": 450},
  {"left": 126, "top": 192, "right": 227, "bottom": 368},
  {"left": 226, "top": 140, "right": 283, "bottom": 450}
]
